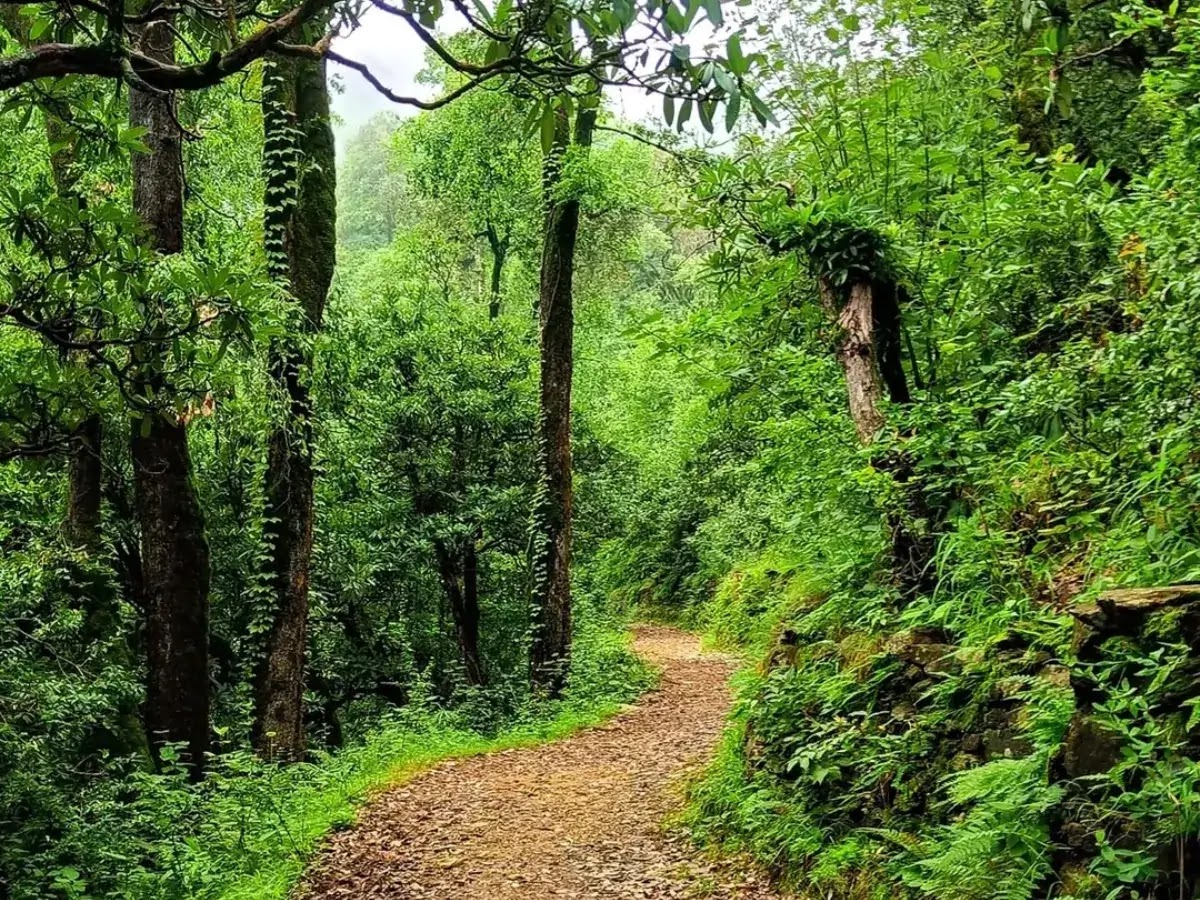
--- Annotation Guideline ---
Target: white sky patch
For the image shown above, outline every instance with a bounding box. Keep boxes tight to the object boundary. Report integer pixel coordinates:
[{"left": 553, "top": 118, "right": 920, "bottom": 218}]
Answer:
[
  {"left": 328, "top": 7, "right": 461, "bottom": 140},
  {"left": 328, "top": 8, "right": 748, "bottom": 147}
]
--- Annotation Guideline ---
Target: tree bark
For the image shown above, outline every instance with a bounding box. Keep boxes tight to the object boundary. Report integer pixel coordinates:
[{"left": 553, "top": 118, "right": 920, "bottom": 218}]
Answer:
[
  {"left": 253, "top": 47, "right": 336, "bottom": 761},
  {"left": 819, "top": 277, "right": 887, "bottom": 445},
  {"left": 485, "top": 226, "right": 508, "bottom": 320},
  {"left": 871, "top": 279, "right": 912, "bottom": 406},
  {"left": 817, "top": 274, "right": 937, "bottom": 598},
  {"left": 433, "top": 536, "right": 486, "bottom": 687},
  {"left": 530, "top": 103, "right": 596, "bottom": 696},
  {"left": 65, "top": 416, "right": 102, "bottom": 548},
  {"left": 129, "top": 17, "right": 211, "bottom": 777},
  {"left": 131, "top": 416, "right": 210, "bottom": 774}
]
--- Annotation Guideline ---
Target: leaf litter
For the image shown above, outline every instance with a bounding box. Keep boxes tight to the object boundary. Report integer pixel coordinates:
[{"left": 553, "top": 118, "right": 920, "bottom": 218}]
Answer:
[{"left": 300, "top": 626, "right": 778, "bottom": 899}]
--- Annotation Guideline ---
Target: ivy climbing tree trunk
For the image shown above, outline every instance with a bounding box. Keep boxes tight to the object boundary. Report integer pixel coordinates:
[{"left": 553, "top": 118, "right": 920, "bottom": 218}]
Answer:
[
  {"left": 530, "top": 100, "right": 597, "bottom": 696},
  {"left": 129, "top": 16, "right": 211, "bottom": 777},
  {"left": 253, "top": 47, "right": 336, "bottom": 761}
]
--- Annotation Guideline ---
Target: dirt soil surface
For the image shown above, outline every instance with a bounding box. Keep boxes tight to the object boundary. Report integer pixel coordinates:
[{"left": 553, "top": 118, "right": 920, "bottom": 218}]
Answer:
[{"left": 300, "top": 625, "right": 779, "bottom": 899}]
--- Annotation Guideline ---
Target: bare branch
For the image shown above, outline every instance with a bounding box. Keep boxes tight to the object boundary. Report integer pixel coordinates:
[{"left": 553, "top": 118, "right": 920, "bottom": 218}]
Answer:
[{"left": 326, "top": 49, "right": 500, "bottom": 109}]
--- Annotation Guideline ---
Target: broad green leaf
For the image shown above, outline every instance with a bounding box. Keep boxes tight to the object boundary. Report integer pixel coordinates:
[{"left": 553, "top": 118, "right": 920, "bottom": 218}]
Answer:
[{"left": 540, "top": 105, "right": 557, "bottom": 154}]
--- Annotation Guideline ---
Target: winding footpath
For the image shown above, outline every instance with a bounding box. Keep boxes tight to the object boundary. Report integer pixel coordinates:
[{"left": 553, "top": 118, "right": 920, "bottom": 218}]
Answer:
[{"left": 300, "top": 626, "right": 778, "bottom": 899}]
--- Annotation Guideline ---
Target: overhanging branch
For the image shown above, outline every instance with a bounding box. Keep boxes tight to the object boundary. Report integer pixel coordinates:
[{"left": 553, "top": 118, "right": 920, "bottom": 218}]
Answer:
[
  {"left": 326, "top": 49, "right": 503, "bottom": 109},
  {"left": 0, "top": 0, "right": 330, "bottom": 90}
]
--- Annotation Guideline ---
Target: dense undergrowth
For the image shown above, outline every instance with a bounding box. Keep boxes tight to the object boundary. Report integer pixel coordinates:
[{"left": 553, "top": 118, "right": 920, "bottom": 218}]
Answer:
[
  {"left": 17, "top": 623, "right": 651, "bottom": 900},
  {"left": 582, "top": 4, "right": 1200, "bottom": 898}
]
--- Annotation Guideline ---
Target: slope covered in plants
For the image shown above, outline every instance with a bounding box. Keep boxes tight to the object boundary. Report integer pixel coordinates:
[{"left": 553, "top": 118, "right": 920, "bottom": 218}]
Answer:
[{"left": 583, "top": 3, "right": 1200, "bottom": 898}]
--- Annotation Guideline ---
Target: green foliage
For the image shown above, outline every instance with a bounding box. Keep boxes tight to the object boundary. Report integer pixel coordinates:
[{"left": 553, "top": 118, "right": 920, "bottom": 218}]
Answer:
[
  {"left": 578, "top": 2, "right": 1200, "bottom": 898},
  {"left": 10, "top": 0, "right": 1200, "bottom": 895},
  {"left": 5, "top": 625, "right": 650, "bottom": 900},
  {"left": 336, "top": 113, "right": 408, "bottom": 250},
  {"left": 0, "top": 30, "right": 686, "bottom": 894},
  {"left": 901, "top": 755, "right": 1063, "bottom": 900}
]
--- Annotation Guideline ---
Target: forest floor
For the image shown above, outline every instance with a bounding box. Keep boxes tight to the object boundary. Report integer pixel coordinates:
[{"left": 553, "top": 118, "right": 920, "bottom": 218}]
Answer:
[{"left": 299, "top": 625, "right": 778, "bottom": 899}]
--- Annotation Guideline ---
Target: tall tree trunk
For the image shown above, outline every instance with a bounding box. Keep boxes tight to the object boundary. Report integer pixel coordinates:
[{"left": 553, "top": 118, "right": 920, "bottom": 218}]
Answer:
[
  {"left": 530, "top": 103, "right": 597, "bottom": 696},
  {"left": 253, "top": 47, "right": 336, "bottom": 761},
  {"left": 129, "top": 17, "right": 211, "bottom": 777}
]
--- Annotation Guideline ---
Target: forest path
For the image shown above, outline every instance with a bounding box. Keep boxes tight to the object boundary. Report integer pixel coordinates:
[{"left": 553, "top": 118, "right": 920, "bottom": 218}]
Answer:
[{"left": 300, "top": 625, "right": 777, "bottom": 899}]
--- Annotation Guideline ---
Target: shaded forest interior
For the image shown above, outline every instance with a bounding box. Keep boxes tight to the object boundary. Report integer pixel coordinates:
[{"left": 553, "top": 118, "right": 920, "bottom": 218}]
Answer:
[{"left": 5, "top": 0, "right": 1200, "bottom": 898}]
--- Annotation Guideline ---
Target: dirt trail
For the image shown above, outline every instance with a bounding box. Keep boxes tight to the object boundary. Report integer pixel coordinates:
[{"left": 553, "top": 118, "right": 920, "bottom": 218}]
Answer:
[{"left": 301, "top": 625, "right": 777, "bottom": 899}]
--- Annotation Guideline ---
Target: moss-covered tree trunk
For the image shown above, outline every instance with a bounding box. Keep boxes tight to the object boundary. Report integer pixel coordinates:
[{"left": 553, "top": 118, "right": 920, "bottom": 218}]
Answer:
[
  {"left": 530, "top": 102, "right": 597, "bottom": 696},
  {"left": 129, "top": 17, "right": 211, "bottom": 777},
  {"left": 252, "top": 48, "right": 336, "bottom": 761}
]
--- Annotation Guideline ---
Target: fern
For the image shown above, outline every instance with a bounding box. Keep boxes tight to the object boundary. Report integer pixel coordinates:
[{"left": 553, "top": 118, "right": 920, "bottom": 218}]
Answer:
[{"left": 901, "top": 755, "right": 1062, "bottom": 900}]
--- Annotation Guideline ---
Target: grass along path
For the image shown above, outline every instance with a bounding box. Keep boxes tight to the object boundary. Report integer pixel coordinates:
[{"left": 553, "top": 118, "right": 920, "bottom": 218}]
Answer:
[
  {"left": 212, "top": 695, "right": 638, "bottom": 900},
  {"left": 299, "top": 626, "right": 777, "bottom": 899}
]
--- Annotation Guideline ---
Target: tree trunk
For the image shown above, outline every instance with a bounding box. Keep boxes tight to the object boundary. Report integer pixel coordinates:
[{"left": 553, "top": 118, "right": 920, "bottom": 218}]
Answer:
[
  {"left": 433, "top": 537, "right": 486, "bottom": 687},
  {"left": 818, "top": 275, "right": 937, "bottom": 598},
  {"left": 129, "top": 18, "right": 211, "bottom": 778},
  {"left": 819, "top": 277, "right": 886, "bottom": 445},
  {"left": 65, "top": 415, "right": 102, "bottom": 548},
  {"left": 485, "top": 226, "right": 507, "bottom": 320},
  {"left": 253, "top": 48, "right": 336, "bottom": 762},
  {"left": 462, "top": 536, "right": 481, "bottom": 680},
  {"left": 871, "top": 279, "right": 912, "bottom": 406},
  {"left": 131, "top": 417, "right": 210, "bottom": 775},
  {"left": 530, "top": 103, "right": 596, "bottom": 696}
]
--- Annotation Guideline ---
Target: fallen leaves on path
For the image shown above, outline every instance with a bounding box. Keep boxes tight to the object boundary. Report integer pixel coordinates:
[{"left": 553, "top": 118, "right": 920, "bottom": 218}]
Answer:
[{"left": 300, "top": 626, "right": 778, "bottom": 899}]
